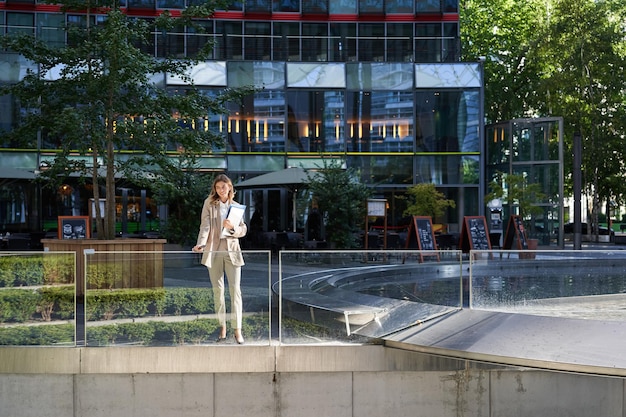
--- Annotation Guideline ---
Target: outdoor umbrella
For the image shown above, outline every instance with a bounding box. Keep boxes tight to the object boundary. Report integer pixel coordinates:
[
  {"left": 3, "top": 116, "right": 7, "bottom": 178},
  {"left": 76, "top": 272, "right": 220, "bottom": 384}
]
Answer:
[{"left": 236, "top": 167, "right": 317, "bottom": 232}]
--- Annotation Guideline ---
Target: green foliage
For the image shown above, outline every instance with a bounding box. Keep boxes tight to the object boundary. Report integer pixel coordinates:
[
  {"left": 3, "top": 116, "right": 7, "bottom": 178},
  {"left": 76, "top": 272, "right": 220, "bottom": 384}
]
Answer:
[
  {"left": 42, "top": 254, "right": 75, "bottom": 285},
  {"left": 87, "top": 262, "right": 123, "bottom": 290},
  {"left": 0, "top": 324, "right": 75, "bottom": 346},
  {"left": 403, "top": 183, "right": 456, "bottom": 221},
  {"left": 306, "top": 159, "right": 372, "bottom": 248},
  {"left": 0, "top": 289, "right": 40, "bottom": 323},
  {"left": 0, "top": 256, "right": 44, "bottom": 287},
  {"left": 485, "top": 172, "right": 546, "bottom": 224},
  {"left": 150, "top": 171, "right": 215, "bottom": 247},
  {"left": 461, "top": 0, "right": 626, "bottom": 226},
  {"left": 38, "top": 286, "right": 75, "bottom": 321}
]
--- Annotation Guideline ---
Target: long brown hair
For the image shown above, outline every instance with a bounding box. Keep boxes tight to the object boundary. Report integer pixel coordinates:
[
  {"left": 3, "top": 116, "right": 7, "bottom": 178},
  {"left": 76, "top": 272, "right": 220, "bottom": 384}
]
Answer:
[{"left": 208, "top": 174, "right": 236, "bottom": 205}]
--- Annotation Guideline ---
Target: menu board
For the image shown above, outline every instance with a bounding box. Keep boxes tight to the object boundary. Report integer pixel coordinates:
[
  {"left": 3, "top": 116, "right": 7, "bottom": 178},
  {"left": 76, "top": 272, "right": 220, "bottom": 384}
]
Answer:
[
  {"left": 405, "top": 216, "right": 440, "bottom": 262},
  {"left": 460, "top": 216, "right": 491, "bottom": 252},
  {"left": 58, "top": 216, "right": 90, "bottom": 240},
  {"left": 503, "top": 215, "right": 528, "bottom": 250}
]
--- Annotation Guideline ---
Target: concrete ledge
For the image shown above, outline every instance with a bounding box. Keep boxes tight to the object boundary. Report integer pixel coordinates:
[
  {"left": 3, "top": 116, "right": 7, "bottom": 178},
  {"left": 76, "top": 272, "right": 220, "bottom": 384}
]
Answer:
[{"left": 0, "top": 344, "right": 468, "bottom": 374}]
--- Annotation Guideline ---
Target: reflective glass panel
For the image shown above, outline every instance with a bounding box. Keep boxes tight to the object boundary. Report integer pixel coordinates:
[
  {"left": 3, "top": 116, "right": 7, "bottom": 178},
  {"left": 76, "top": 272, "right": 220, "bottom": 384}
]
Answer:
[
  {"left": 227, "top": 91, "right": 285, "bottom": 152},
  {"left": 302, "top": 23, "right": 328, "bottom": 62},
  {"left": 286, "top": 90, "right": 345, "bottom": 153},
  {"left": 386, "top": 0, "right": 413, "bottom": 13},
  {"left": 330, "top": 23, "right": 356, "bottom": 62},
  {"left": 415, "top": 90, "right": 480, "bottom": 153},
  {"left": 302, "top": 0, "right": 328, "bottom": 14},
  {"left": 330, "top": 0, "right": 357, "bottom": 15},
  {"left": 274, "top": 0, "right": 300, "bottom": 12},
  {"left": 347, "top": 154, "right": 414, "bottom": 185},
  {"left": 387, "top": 23, "right": 413, "bottom": 62},
  {"left": 273, "top": 22, "right": 300, "bottom": 61},
  {"left": 346, "top": 91, "right": 414, "bottom": 153},
  {"left": 244, "top": 22, "right": 271, "bottom": 61},
  {"left": 37, "top": 13, "right": 65, "bottom": 49},
  {"left": 215, "top": 21, "right": 242, "bottom": 60}
]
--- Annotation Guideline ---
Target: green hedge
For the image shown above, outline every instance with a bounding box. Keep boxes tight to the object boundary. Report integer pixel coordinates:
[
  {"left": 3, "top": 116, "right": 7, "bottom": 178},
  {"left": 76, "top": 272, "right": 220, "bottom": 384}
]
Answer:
[{"left": 0, "top": 254, "right": 74, "bottom": 287}]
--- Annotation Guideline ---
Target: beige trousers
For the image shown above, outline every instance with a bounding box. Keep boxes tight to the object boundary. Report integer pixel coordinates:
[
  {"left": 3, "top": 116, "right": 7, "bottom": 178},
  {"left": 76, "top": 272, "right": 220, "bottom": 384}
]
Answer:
[{"left": 208, "top": 239, "right": 243, "bottom": 329}]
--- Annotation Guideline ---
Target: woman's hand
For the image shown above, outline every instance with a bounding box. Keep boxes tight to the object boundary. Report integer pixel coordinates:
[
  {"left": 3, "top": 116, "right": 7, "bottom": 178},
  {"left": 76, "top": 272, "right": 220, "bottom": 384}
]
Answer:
[
  {"left": 223, "top": 219, "right": 234, "bottom": 230},
  {"left": 192, "top": 245, "right": 204, "bottom": 253}
]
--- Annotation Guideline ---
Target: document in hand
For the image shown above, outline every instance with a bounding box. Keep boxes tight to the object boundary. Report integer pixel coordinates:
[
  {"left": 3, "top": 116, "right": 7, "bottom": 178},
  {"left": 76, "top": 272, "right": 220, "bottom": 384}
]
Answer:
[{"left": 221, "top": 203, "right": 246, "bottom": 238}]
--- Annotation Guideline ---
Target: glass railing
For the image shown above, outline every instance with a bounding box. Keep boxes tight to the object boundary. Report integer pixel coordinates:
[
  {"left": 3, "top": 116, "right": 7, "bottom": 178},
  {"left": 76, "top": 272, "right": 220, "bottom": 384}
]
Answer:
[
  {"left": 469, "top": 249, "right": 626, "bottom": 322},
  {"left": 83, "top": 250, "right": 272, "bottom": 346},
  {"left": 3, "top": 248, "right": 626, "bottom": 346},
  {"left": 0, "top": 251, "right": 76, "bottom": 346},
  {"left": 276, "top": 249, "right": 463, "bottom": 344}
]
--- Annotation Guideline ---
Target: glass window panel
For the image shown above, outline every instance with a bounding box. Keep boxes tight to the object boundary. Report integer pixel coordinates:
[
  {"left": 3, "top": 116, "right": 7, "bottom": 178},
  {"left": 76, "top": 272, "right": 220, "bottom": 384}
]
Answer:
[
  {"left": 330, "top": 0, "right": 357, "bottom": 14},
  {"left": 444, "top": 0, "right": 457, "bottom": 13},
  {"left": 157, "top": 0, "right": 184, "bottom": 7},
  {"left": 273, "top": 0, "right": 300, "bottom": 12},
  {"left": 128, "top": 0, "right": 156, "bottom": 8},
  {"left": 215, "top": 21, "right": 242, "bottom": 60},
  {"left": 156, "top": 25, "right": 185, "bottom": 58},
  {"left": 273, "top": 22, "right": 300, "bottom": 61},
  {"left": 415, "top": 155, "right": 469, "bottom": 185},
  {"left": 347, "top": 155, "right": 413, "bottom": 185},
  {"left": 186, "top": 20, "right": 213, "bottom": 58},
  {"left": 302, "top": 0, "right": 328, "bottom": 14},
  {"left": 387, "top": 23, "right": 413, "bottom": 62},
  {"left": 244, "top": 22, "right": 271, "bottom": 61},
  {"left": 347, "top": 91, "right": 414, "bottom": 153},
  {"left": 346, "top": 63, "right": 413, "bottom": 90},
  {"left": 245, "top": 0, "right": 272, "bottom": 13},
  {"left": 443, "top": 22, "right": 459, "bottom": 62},
  {"left": 415, "top": 0, "right": 441, "bottom": 13},
  {"left": 415, "top": 23, "right": 441, "bottom": 62},
  {"left": 359, "top": 0, "right": 383, "bottom": 14},
  {"left": 0, "top": 94, "right": 16, "bottom": 147},
  {"left": 7, "top": 12, "right": 34, "bottom": 36},
  {"left": 287, "top": 63, "right": 346, "bottom": 88},
  {"left": 286, "top": 90, "right": 345, "bottom": 153},
  {"left": 358, "top": 23, "right": 384, "bottom": 62},
  {"left": 415, "top": 90, "right": 479, "bottom": 154},
  {"left": 302, "top": 23, "right": 328, "bottom": 62},
  {"left": 330, "top": 23, "right": 356, "bottom": 62},
  {"left": 227, "top": 154, "right": 284, "bottom": 172},
  {"left": 37, "top": 13, "right": 64, "bottom": 49},
  {"left": 386, "top": 0, "right": 413, "bottom": 13},
  {"left": 227, "top": 91, "right": 285, "bottom": 152},
  {"left": 486, "top": 124, "right": 510, "bottom": 165},
  {"left": 227, "top": 61, "right": 284, "bottom": 89}
]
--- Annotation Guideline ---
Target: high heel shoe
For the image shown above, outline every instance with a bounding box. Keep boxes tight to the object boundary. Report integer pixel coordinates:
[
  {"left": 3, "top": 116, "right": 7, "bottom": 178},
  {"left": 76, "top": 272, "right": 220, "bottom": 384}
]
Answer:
[
  {"left": 216, "top": 328, "right": 227, "bottom": 343},
  {"left": 234, "top": 330, "right": 244, "bottom": 345}
]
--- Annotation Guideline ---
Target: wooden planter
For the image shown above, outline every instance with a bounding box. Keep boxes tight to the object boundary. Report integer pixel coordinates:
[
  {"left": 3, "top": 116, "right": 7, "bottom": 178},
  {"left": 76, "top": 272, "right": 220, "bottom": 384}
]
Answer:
[{"left": 41, "top": 238, "right": 166, "bottom": 297}]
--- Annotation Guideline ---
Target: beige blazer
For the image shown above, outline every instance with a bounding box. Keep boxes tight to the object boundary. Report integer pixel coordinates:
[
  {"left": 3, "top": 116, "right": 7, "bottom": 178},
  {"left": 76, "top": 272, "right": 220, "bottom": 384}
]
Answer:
[{"left": 195, "top": 198, "right": 247, "bottom": 268}]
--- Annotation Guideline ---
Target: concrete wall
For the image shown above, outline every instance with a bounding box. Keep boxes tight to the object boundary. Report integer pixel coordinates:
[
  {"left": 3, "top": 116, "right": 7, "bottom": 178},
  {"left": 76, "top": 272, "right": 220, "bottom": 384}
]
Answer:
[{"left": 0, "top": 345, "right": 624, "bottom": 417}]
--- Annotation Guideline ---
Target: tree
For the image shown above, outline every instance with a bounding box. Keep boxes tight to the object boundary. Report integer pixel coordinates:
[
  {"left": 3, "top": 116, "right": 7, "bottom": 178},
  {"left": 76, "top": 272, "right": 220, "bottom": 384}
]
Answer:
[
  {"left": 403, "top": 183, "right": 456, "bottom": 221},
  {"left": 460, "top": 0, "right": 547, "bottom": 123},
  {"left": 306, "top": 160, "right": 371, "bottom": 249},
  {"left": 0, "top": 0, "right": 252, "bottom": 239},
  {"left": 484, "top": 172, "right": 546, "bottom": 229},
  {"left": 539, "top": 0, "right": 626, "bottom": 237},
  {"left": 461, "top": 0, "right": 626, "bottom": 239},
  {"left": 150, "top": 169, "right": 215, "bottom": 247}
]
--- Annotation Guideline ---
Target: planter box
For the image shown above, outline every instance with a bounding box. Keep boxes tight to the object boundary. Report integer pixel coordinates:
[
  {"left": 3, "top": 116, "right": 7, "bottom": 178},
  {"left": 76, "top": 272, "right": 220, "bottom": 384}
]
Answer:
[{"left": 42, "top": 238, "right": 166, "bottom": 296}]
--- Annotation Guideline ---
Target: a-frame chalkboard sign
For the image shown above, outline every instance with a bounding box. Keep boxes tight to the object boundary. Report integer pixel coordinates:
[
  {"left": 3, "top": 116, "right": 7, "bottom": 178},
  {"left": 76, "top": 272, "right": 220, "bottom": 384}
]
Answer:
[
  {"left": 404, "top": 216, "right": 440, "bottom": 262},
  {"left": 502, "top": 215, "right": 528, "bottom": 250},
  {"left": 460, "top": 216, "right": 492, "bottom": 253}
]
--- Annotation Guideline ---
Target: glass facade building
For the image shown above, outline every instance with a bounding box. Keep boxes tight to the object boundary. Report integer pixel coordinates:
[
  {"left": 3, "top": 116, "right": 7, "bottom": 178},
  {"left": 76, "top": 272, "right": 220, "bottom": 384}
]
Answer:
[{"left": 0, "top": 0, "right": 485, "bottom": 239}]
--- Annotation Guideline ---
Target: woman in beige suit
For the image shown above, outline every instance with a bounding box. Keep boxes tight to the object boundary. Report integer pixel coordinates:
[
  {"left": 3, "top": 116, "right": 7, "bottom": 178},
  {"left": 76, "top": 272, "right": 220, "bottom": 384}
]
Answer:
[{"left": 192, "top": 174, "right": 248, "bottom": 344}]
